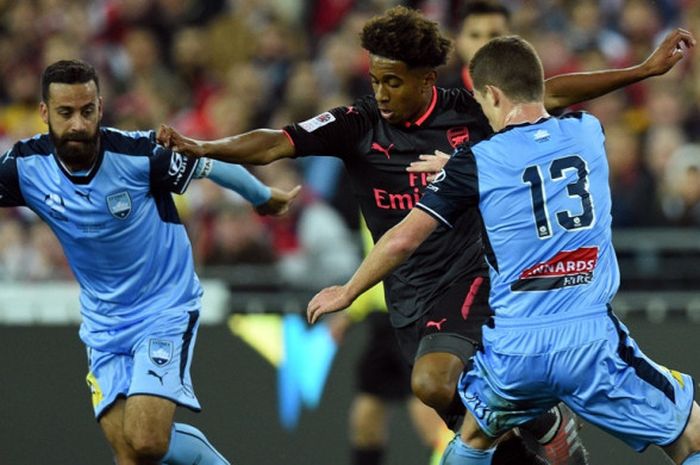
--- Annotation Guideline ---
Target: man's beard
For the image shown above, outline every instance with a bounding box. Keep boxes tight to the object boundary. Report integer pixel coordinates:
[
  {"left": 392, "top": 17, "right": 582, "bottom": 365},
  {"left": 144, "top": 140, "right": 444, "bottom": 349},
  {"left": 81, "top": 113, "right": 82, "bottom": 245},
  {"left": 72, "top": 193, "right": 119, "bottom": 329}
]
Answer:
[{"left": 49, "top": 126, "right": 99, "bottom": 167}]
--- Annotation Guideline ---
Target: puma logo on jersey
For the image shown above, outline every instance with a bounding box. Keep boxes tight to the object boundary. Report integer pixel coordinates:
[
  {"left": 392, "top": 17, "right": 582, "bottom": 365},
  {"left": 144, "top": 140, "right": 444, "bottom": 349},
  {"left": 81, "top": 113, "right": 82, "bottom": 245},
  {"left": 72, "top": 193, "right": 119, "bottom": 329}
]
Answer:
[
  {"left": 371, "top": 142, "right": 394, "bottom": 159},
  {"left": 426, "top": 318, "right": 447, "bottom": 331},
  {"left": 75, "top": 190, "right": 93, "bottom": 203},
  {"left": 147, "top": 370, "right": 166, "bottom": 385}
]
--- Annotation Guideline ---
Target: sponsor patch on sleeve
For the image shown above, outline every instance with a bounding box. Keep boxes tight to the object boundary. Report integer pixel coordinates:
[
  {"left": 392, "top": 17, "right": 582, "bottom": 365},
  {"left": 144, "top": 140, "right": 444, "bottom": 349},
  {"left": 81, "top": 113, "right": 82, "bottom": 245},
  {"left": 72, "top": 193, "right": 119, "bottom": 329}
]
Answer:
[{"left": 298, "top": 112, "right": 336, "bottom": 132}]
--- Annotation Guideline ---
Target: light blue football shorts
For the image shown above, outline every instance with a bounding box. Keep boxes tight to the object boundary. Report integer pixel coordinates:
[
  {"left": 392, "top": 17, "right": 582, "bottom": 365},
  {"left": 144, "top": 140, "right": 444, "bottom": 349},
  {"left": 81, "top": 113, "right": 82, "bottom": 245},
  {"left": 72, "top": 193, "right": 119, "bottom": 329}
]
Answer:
[
  {"left": 85, "top": 310, "right": 202, "bottom": 419},
  {"left": 458, "top": 308, "right": 694, "bottom": 452}
]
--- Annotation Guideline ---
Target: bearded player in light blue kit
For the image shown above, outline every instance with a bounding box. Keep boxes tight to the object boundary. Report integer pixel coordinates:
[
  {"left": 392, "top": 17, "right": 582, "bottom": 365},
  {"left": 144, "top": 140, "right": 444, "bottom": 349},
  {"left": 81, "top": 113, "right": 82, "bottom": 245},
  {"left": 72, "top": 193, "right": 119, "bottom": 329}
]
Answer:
[
  {"left": 0, "top": 60, "right": 299, "bottom": 465},
  {"left": 307, "top": 36, "right": 700, "bottom": 465}
]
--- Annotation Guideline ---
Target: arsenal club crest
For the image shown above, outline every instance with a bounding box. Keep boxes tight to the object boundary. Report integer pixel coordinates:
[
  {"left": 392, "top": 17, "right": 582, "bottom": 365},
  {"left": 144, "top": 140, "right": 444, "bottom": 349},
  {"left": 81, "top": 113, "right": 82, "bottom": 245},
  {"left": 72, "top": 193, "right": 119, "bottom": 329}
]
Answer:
[{"left": 447, "top": 127, "right": 470, "bottom": 148}]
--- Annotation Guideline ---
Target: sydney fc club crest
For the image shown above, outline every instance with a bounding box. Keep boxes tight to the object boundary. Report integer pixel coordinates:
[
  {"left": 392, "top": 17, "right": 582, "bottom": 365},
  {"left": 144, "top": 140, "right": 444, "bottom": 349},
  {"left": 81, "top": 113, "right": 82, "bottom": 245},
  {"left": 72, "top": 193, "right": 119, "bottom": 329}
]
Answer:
[
  {"left": 149, "top": 339, "right": 174, "bottom": 366},
  {"left": 106, "top": 191, "right": 132, "bottom": 219}
]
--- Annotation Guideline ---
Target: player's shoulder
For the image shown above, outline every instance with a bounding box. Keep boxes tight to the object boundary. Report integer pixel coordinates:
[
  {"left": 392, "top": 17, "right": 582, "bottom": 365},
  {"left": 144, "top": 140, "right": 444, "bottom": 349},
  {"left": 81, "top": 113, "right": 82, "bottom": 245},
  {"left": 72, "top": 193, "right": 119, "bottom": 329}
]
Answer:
[
  {"left": 558, "top": 111, "right": 603, "bottom": 132},
  {"left": 9, "top": 133, "right": 52, "bottom": 158},
  {"left": 294, "top": 95, "right": 378, "bottom": 133},
  {"left": 100, "top": 127, "right": 157, "bottom": 157},
  {"left": 347, "top": 95, "right": 380, "bottom": 121},
  {"left": 467, "top": 117, "right": 541, "bottom": 162},
  {"left": 436, "top": 86, "right": 480, "bottom": 111}
]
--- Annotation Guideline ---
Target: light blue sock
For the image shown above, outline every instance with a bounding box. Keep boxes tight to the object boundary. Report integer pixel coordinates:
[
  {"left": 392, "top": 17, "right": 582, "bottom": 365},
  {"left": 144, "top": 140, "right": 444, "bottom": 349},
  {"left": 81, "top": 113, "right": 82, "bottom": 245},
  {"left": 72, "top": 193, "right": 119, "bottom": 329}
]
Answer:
[
  {"left": 439, "top": 435, "right": 495, "bottom": 465},
  {"left": 161, "top": 423, "right": 230, "bottom": 465},
  {"left": 683, "top": 452, "right": 700, "bottom": 464}
]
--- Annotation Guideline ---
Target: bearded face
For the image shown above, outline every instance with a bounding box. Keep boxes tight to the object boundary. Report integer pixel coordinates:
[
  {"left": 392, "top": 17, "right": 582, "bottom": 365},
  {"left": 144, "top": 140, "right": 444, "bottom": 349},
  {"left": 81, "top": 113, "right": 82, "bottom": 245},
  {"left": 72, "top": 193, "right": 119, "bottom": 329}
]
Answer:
[
  {"left": 40, "top": 80, "right": 102, "bottom": 170},
  {"left": 49, "top": 123, "right": 99, "bottom": 164}
]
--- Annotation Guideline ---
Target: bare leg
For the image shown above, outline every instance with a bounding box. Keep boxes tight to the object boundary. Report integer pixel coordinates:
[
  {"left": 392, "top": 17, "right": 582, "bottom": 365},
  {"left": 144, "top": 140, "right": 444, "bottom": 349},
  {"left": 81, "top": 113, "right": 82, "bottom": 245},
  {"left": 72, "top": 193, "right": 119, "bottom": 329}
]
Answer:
[
  {"left": 664, "top": 402, "right": 700, "bottom": 464},
  {"left": 350, "top": 394, "right": 388, "bottom": 448},
  {"left": 99, "top": 395, "right": 176, "bottom": 465},
  {"left": 411, "top": 352, "right": 465, "bottom": 429},
  {"left": 350, "top": 393, "right": 388, "bottom": 465}
]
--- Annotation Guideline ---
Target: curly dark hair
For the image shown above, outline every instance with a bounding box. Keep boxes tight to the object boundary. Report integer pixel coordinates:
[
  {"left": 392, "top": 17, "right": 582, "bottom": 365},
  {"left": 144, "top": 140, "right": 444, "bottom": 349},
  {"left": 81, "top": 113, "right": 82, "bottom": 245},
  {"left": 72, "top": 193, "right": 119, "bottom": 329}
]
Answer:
[{"left": 360, "top": 6, "right": 452, "bottom": 69}]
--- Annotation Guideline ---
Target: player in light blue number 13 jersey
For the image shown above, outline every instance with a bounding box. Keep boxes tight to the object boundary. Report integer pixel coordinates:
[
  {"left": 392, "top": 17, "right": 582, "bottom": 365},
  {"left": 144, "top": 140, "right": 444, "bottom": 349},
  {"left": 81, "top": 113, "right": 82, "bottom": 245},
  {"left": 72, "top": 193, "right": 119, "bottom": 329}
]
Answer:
[
  {"left": 0, "top": 60, "right": 300, "bottom": 465},
  {"left": 306, "top": 36, "right": 700, "bottom": 465}
]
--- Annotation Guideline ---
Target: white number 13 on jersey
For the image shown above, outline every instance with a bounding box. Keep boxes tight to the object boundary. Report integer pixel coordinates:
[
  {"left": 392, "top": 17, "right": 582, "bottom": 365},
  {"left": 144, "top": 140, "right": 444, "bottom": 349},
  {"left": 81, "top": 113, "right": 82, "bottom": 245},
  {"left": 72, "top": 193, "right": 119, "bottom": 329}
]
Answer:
[{"left": 522, "top": 155, "right": 595, "bottom": 239}]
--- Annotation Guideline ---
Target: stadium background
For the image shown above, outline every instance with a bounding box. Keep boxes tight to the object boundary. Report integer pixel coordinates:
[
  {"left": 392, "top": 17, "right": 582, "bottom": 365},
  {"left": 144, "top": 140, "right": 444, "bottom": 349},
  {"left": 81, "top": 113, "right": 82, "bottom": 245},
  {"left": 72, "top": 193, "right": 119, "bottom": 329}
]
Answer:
[{"left": 0, "top": 0, "right": 699, "bottom": 464}]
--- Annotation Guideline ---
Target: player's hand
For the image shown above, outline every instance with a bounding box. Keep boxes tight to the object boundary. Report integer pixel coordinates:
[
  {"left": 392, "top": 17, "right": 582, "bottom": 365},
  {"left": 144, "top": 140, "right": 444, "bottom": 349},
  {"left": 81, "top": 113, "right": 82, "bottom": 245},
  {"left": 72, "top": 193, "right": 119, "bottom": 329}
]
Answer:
[
  {"left": 307, "top": 285, "right": 353, "bottom": 324},
  {"left": 641, "top": 28, "right": 696, "bottom": 77},
  {"left": 157, "top": 124, "right": 207, "bottom": 158},
  {"left": 254, "top": 185, "right": 302, "bottom": 216},
  {"left": 406, "top": 150, "right": 450, "bottom": 182}
]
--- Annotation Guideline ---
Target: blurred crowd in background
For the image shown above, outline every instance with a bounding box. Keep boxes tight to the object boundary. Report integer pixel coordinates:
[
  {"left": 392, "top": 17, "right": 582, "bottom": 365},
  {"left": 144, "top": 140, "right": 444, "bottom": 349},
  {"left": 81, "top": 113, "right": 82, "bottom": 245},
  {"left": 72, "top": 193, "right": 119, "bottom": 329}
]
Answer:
[{"left": 0, "top": 0, "right": 698, "bottom": 283}]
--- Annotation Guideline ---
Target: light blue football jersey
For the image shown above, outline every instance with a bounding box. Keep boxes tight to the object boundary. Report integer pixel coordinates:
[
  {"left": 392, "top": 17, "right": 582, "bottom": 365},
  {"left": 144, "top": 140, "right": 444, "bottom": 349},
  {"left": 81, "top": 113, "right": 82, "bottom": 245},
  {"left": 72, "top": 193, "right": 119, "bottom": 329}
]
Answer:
[
  {"left": 0, "top": 128, "right": 203, "bottom": 350},
  {"left": 418, "top": 112, "right": 620, "bottom": 320}
]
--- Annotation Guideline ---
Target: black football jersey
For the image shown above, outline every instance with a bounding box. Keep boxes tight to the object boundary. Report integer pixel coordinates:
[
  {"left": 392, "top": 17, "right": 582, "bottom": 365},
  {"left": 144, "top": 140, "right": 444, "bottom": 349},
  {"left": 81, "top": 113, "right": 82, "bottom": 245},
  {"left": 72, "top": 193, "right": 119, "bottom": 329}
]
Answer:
[{"left": 284, "top": 87, "right": 493, "bottom": 327}]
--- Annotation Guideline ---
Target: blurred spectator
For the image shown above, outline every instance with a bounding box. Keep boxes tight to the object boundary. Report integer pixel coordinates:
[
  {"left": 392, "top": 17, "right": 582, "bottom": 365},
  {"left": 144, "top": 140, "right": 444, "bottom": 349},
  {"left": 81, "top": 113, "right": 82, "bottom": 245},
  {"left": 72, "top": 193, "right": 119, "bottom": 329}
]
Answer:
[
  {"left": 113, "top": 27, "right": 187, "bottom": 129},
  {"left": 0, "top": 219, "right": 31, "bottom": 281},
  {"left": 531, "top": 30, "right": 581, "bottom": 77},
  {"left": 197, "top": 201, "right": 277, "bottom": 266},
  {"left": 205, "top": 4, "right": 256, "bottom": 76},
  {"left": 605, "top": 123, "right": 661, "bottom": 227},
  {"left": 645, "top": 125, "right": 687, "bottom": 181},
  {"left": 0, "top": 216, "right": 72, "bottom": 281},
  {"left": 41, "top": 34, "right": 84, "bottom": 69},
  {"left": 566, "top": 0, "right": 627, "bottom": 61},
  {"left": 27, "top": 222, "right": 72, "bottom": 281},
  {"left": 256, "top": 160, "right": 360, "bottom": 287},
  {"left": 0, "top": 64, "right": 45, "bottom": 151},
  {"left": 168, "top": 26, "right": 221, "bottom": 136},
  {"left": 220, "top": 62, "right": 270, "bottom": 129},
  {"left": 660, "top": 144, "right": 700, "bottom": 227}
]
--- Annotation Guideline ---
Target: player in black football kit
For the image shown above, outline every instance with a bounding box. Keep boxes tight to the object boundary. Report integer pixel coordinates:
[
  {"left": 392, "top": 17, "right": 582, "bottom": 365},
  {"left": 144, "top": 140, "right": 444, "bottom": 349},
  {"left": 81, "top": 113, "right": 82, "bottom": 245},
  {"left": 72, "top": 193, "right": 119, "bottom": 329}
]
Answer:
[{"left": 158, "top": 6, "right": 695, "bottom": 464}]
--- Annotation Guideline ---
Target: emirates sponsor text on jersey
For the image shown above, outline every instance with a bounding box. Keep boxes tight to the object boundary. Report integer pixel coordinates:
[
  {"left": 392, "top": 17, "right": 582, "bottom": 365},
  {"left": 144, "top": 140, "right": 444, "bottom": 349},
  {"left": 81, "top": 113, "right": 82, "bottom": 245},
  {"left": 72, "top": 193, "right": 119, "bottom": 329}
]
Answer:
[{"left": 373, "top": 172, "right": 431, "bottom": 210}]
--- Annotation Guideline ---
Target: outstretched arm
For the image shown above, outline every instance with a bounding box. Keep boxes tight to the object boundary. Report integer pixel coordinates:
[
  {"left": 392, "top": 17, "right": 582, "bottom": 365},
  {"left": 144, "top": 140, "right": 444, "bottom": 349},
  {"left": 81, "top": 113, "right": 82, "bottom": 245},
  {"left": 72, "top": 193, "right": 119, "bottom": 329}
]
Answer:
[
  {"left": 307, "top": 209, "right": 438, "bottom": 323},
  {"left": 197, "top": 158, "right": 301, "bottom": 216},
  {"left": 544, "top": 27, "right": 696, "bottom": 111},
  {"left": 158, "top": 125, "right": 295, "bottom": 165}
]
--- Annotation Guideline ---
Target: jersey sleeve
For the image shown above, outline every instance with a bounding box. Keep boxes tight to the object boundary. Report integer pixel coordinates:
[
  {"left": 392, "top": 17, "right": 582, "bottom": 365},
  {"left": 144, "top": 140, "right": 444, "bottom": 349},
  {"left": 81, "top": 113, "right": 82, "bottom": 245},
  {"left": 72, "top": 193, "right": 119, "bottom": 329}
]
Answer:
[
  {"left": 416, "top": 145, "right": 479, "bottom": 228},
  {"left": 283, "top": 100, "right": 372, "bottom": 158},
  {"left": 149, "top": 135, "right": 199, "bottom": 194},
  {"left": 0, "top": 148, "right": 26, "bottom": 207}
]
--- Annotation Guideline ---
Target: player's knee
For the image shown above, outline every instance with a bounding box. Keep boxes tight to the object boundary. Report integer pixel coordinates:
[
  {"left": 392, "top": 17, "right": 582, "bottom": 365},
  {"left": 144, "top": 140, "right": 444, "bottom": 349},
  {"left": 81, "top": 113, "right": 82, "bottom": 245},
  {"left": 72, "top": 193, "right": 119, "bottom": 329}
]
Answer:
[
  {"left": 124, "top": 429, "right": 170, "bottom": 462},
  {"left": 411, "top": 368, "right": 454, "bottom": 411},
  {"left": 684, "top": 424, "right": 700, "bottom": 457}
]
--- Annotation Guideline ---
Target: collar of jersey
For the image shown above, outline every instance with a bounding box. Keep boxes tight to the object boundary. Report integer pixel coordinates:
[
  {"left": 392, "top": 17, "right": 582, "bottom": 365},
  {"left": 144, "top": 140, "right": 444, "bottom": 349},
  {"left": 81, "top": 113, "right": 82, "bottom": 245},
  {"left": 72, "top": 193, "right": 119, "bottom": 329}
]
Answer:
[
  {"left": 498, "top": 115, "right": 552, "bottom": 135},
  {"left": 404, "top": 86, "right": 438, "bottom": 128},
  {"left": 53, "top": 136, "right": 106, "bottom": 185}
]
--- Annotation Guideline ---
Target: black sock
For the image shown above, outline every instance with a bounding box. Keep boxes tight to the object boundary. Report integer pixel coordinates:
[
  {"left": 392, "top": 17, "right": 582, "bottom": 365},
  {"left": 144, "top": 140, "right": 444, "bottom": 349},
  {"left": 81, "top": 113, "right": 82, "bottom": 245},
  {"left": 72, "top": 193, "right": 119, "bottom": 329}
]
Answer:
[
  {"left": 352, "top": 447, "right": 384, "bottom": 465},
  {"left": 492, "top": 434, "right": 548, "bottom": 465}
]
